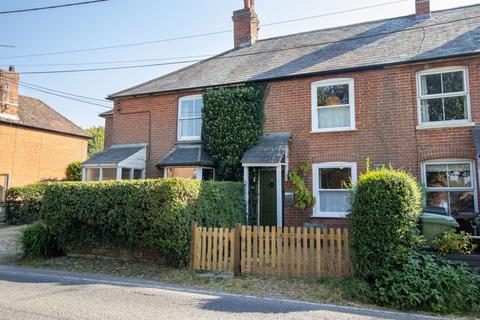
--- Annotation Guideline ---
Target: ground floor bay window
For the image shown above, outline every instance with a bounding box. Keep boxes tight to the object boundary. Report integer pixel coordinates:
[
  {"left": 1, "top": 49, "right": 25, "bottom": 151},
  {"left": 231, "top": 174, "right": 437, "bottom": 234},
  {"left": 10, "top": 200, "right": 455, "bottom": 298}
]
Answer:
[
  {"left": 81, "top": 144, "right": 147, "bottom": 182},
  {"left": 422, "top": 160, "right": 477, "bottom": 214},
  {"left": 83, "top": 166, "right": 145, "bottom": 181},
  {"left": 312, "top": 162, "right": 357, "bottom": 218},
  {"left": 164, "top": 167, "right": 214, "bottom": 181}
]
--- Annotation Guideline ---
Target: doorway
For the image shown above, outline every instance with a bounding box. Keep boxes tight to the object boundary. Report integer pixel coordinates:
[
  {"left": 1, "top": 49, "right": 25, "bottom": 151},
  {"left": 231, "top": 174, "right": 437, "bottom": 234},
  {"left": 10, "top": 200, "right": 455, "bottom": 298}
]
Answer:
[{"left": 259, "top": 170, "right": 277, "bottom": 227}]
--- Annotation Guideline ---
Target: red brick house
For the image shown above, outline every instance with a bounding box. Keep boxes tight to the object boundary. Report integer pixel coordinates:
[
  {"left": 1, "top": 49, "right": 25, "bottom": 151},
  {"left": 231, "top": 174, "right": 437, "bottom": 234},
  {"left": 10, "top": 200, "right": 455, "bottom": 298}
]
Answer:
[
  {"left": 0, "top": 67, "right": 90, "bottom": 202},
  {"left": 87, "top": 0, "right": 480, "bottom": 227}
]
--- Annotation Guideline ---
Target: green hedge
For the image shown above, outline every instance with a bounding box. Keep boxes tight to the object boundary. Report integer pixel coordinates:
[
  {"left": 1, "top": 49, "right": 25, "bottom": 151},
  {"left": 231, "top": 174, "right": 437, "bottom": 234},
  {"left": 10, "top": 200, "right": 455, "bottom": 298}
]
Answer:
[
  {"left": 349, "top": 168, "right": 423, "bottom": 281},
  {"left": 5, "top": 184, "right": 46, "bottom": 225},
  {"left": 40, "top": 179, "right": 244, "bottom": 266}
]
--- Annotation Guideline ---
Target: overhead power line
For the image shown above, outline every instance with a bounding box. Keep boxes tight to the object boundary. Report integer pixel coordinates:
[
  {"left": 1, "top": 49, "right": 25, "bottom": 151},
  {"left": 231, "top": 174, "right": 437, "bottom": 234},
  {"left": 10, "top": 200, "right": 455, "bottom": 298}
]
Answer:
[
  {"left": 0, "top": 44, "right": 15, "bottom": 48},
  {"left": 14, "top": 13, "right": 480, "bottom": 75},
  {"left": 0, "top": 74, "right": 112, "bottom": 109},
  {"left": 0, "top": 0, "right": 110, "bottom": 14},
  {"left": 0, "top": 0, "right": 409, "bottom": 60},
  {"left": 1, "top": 54, "right": 213, "bottom": 67}
]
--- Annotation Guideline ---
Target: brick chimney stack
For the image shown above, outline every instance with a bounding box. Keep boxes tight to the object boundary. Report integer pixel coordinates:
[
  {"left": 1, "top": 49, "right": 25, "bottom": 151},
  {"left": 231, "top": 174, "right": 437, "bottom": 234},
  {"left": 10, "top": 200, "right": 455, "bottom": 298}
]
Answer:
[
  {"left": 0, "top": 66, "right": 19, "bottom": 119},
  {"left": 232, "top": 0, "right": 259, "bottom": 48},
  {"left": 415, "top": 0, "right": 431, "bottom": 19}
]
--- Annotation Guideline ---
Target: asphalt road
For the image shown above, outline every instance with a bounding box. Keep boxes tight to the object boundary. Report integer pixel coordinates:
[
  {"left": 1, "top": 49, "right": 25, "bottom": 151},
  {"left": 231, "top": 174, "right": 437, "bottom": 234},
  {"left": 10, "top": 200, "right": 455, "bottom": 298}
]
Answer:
[{"left": 0, "top": 265, "right": 454, "bottom": 320}]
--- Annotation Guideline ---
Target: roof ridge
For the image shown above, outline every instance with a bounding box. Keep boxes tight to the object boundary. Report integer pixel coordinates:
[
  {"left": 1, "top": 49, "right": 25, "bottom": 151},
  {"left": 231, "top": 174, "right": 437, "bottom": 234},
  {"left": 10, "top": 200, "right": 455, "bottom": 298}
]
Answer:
[{"left": 255, "top": 3, "right": 480, "bottom": 44}]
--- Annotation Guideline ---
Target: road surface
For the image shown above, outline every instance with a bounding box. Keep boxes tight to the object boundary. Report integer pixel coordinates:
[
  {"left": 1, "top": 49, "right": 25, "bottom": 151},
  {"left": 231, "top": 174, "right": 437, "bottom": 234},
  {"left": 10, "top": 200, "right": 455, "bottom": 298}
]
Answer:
[{"left": 0, "top": 265, "right": 454, "bottom": 320}]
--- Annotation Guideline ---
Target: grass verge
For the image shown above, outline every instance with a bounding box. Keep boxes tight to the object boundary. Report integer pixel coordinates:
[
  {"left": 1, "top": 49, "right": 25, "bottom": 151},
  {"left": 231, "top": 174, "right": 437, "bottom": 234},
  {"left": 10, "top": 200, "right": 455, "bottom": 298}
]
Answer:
[{"left": 18, "top": 256, "right": 374, "bottom": 308}]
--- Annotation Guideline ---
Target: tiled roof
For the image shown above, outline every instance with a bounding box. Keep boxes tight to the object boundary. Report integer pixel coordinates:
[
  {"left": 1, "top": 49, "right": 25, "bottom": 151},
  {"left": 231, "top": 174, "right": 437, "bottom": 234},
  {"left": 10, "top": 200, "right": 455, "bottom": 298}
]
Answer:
[
  {"left": 157, "top": 144, "right": 212, "bottom": 167},
  {"left": 82, "top": 144, "right": 146, "bottom": 165},
  {"left": 109, "top": 4, "right": 480, "bottom": 98},
  {"left": 0, "top": 96, "right": 90, "bottom": 138},
  {"left": 241, "top": 132, "right": 291, "bottom": 164}
]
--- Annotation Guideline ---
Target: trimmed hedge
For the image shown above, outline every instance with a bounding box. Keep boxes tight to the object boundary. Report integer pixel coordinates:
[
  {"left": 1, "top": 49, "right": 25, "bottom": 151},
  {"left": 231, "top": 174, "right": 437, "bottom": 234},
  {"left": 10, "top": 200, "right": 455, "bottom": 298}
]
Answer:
[
  {"left": 40, "top": 179, "right": 244, "bottom": 266},
  {"left": 349, "top": 168, "right": 423, "bottom": 281},
  {"left": 5, "top": 184, "right": 46, "bottom": 225}
]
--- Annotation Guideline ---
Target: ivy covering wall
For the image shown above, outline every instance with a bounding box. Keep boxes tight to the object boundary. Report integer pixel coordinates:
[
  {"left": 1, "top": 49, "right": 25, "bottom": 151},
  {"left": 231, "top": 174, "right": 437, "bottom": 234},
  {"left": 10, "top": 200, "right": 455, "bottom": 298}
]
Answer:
[{"left": 202, "top": 84, "right": 267, "bottom": 181}]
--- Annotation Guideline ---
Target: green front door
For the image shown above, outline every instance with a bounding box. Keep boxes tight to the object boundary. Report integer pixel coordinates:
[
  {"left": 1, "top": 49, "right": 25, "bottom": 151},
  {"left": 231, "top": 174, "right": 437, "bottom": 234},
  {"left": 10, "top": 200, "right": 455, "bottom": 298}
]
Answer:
[{"left": 259, "top": 170, "right": 277, "bottom": 227}]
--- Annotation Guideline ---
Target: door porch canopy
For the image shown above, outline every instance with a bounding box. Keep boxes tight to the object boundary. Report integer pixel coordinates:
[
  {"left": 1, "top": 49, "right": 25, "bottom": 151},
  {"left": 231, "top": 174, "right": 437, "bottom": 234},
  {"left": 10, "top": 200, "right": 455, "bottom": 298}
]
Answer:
[{"left": 241, "top": 132, "right": 292, "bottom": 227}]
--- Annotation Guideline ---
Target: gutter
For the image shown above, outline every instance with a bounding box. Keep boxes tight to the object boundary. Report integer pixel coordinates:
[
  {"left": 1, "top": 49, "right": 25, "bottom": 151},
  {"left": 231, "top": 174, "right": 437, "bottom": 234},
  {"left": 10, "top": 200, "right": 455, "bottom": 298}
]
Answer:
[{"left": 0, "top": 120, "right": 92, "bottom": 140}]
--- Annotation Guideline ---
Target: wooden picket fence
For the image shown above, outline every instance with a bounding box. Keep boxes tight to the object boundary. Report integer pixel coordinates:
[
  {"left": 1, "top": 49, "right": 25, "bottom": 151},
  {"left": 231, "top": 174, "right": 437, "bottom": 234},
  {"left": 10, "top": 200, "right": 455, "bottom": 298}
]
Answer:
[{"left": 190, "top": 223, "right": 352, "bottom": 278}]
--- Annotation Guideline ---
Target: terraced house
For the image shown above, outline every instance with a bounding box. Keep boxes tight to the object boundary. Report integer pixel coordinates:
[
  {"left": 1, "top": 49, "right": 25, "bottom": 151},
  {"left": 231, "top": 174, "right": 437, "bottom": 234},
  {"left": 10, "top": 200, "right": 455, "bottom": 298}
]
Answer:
[{"left": 86, "top": 0, "right": 480, "bottom": 227}]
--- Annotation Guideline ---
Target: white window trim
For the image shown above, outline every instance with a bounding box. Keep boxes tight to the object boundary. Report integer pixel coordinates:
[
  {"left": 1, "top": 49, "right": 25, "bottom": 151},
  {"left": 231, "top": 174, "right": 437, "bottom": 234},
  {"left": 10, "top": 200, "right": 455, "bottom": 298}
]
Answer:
[
  {"left": 177, "top": 95, "right": 203, "bottom": 142},
  {"left": 82, "top": 166, "right": 145, "bottom": 182},
  {"left": 312, "top": 162, "right": 357, "bottom": 218},
  {"left": 416, "top": 67, "right": 473, "bottom": 128},
  {"left": 421, "top": 159, "right": 478, "bottom": 214},
  {"left": 311, "top": 78, "right": 356, "bottom": 133}
]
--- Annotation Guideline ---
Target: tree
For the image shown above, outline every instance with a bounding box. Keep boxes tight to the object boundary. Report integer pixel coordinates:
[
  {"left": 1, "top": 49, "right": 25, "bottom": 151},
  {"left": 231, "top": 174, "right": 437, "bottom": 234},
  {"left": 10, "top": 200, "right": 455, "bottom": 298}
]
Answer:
[{"left": 85, "top": 126, "right": 105, "bottom": 158}]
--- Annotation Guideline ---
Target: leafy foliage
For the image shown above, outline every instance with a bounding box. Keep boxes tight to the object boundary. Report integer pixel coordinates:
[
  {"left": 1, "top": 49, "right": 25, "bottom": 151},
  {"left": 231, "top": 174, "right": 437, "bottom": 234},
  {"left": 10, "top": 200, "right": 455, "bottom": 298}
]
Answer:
[
  {"left": 432, "top": 230, "right": 477, "bottom": 255},
  {"left": 202, "top": 85, "right": 266, "bottom": 181},
  {"left": 85, "top": 126, "right": 105, "bottom": 158},
  {"left": 39, "top": 179, "right": 244, "bottom": 266},
  {"left": 5, "top": 184, "right": 46, "bottom": 225},
  {"left": 65, "top": 161, "right": 83, "bottom": 181},
  {"left": 374, "top": 252, "right": 480, "bottom": 313},
  {"left": 18, "top": 223, "right": 60, "bottom": 258},
  {"left": 349, "top": 168, "right": 423, "bottom": 280},
  {"left": 288, "top": 162, "right": 315, "bottom": 210}
]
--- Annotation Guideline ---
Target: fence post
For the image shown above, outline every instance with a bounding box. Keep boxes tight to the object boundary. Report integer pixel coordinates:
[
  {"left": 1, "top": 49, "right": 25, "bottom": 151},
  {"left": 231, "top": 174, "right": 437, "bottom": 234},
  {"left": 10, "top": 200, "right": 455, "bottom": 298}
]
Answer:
[
  {"left": 190, "top": 222, "right": 198, "bottom": 271},
  {"left": 233, "top": 223, "right": 242, "bottom": 276}
]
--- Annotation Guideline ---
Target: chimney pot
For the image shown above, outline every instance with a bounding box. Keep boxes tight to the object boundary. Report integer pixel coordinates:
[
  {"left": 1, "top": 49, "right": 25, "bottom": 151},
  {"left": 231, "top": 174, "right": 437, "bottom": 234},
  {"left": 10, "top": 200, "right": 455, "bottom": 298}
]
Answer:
[
  {"left": 8, "top": 65, "right": 15, "bottom": 72},
  {"left": 415, "top": 0, "right": 430, "bottom": 19}
]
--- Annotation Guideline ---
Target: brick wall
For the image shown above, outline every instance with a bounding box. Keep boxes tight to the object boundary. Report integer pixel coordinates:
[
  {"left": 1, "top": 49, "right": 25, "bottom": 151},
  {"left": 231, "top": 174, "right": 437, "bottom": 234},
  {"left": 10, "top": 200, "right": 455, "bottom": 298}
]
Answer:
[
  {"left": 108, "top": 56, "right": 480, "bottom": 227},
  {"left": 0, "top": 124, "right": 88, "bottom": 187},
  {"left": 103, "top": 115, "right": 113, "bottom": 149}
]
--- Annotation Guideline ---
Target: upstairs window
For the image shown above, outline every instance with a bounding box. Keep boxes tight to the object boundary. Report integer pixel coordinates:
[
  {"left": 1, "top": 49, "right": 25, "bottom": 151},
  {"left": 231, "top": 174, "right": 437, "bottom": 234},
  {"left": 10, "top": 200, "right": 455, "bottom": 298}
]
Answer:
[
  {"left": 178, "top": 95, "right": 203, "bottom": 141},
  {"left": 311, "top": 79, "right": 355, "bottom": 132},
  {"left": 417, "top": 68, "right": 471, "bottom": 125}
]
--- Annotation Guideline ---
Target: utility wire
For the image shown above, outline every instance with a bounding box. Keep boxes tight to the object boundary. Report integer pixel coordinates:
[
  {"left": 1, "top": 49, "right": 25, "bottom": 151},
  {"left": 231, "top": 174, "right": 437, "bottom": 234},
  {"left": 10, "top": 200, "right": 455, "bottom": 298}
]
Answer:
[
  {"left": 0, "top": 0, "right": 409, "bottom": 60},
  {"left": 15, "top": 13, "right": 480, "bottom": 75},
  {"left": 0, "top": 44, "right": 15, "bottom": 48},
  {"left": 0, "top": 0, "right": 110, "bottom": 14},
  {"left": 1, "top": 54, "right": 213, "bottom": 67},
  {"left": 0, "top": 74, "right": 111, "bottom": 108}
]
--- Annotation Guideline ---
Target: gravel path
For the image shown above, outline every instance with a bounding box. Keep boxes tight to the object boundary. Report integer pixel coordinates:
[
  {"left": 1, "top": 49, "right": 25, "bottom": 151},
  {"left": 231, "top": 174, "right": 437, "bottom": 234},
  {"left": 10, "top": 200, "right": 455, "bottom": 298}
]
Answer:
[{"left": 0, "top": 224, "right": 22, "bottom": 262}]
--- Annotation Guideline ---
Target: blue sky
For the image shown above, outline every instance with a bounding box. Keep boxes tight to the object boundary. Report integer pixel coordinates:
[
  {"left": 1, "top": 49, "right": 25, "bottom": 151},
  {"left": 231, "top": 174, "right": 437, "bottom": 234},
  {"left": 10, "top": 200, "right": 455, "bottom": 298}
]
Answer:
[{"left": 1, "top": 0, "right": 479, "bottom": 128}]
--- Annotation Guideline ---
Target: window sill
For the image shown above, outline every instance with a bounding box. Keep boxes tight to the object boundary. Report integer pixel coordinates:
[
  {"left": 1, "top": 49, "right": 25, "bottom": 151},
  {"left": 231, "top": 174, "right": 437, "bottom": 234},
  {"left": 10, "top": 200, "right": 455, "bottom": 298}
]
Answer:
[
  {"left": 416, "top": 121, "right": 475, "bottom": 130},
  {"left": 310, "top": 128, "right": 357, "bottom": 134},
  {"left": 312, "top": 212, "right": 348, "bottom": 219}
]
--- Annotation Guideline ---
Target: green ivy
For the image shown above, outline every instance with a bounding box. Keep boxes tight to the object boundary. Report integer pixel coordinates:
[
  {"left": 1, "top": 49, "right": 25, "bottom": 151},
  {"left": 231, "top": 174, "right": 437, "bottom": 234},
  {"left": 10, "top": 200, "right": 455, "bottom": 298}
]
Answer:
[{"left": 202, "top": 84, "right": 266, "bottom": 181}]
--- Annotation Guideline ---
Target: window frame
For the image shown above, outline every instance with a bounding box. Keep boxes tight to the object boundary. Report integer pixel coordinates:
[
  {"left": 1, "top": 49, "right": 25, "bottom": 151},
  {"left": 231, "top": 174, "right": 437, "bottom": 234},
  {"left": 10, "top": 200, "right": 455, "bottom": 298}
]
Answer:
[
  {"left": 416, "top": 67, "right": 472, "bottom": 128},
  {"left": 177, "top": 95, "right": 203, "bottom": 142},
  {"left": 311, "top": 78, "right": 356, "bottom": 133},
  {"left": 83, "top": 166, "right": 145, "bottom": 182},
  {"left": 421, "top": 159, "right": 478, "bottom": 214},
  {"left": 312, "top": 162, "right": 357, "bottom": 218}
]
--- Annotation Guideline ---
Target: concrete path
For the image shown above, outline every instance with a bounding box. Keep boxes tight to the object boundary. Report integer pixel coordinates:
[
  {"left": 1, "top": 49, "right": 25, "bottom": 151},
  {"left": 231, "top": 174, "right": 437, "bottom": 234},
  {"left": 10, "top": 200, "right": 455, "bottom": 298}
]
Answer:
[
  {"left": 0, "top": 224, "right": 22, "bottom": 262},
  {"left": 0, "top": 265, "right": 456, "bottom": 320}
]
